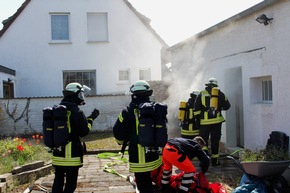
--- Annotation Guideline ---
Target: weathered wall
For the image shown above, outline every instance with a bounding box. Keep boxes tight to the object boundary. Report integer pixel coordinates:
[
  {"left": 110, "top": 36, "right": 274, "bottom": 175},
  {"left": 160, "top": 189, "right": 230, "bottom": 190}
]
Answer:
[{"left": 0, "top": 81, "right": 172, "bottom": 136}]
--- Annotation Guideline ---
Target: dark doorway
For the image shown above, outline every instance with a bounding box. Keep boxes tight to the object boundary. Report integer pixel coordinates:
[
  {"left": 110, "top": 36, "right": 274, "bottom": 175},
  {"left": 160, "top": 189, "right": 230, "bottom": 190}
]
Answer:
[{"left": 3, "top": 81, "right": 14, "bottom": 99}]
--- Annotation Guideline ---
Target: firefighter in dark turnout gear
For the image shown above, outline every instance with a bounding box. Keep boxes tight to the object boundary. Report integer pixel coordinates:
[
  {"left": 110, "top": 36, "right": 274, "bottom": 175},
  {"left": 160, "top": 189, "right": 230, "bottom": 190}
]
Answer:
[
  {"left": 160, "top": 136, "right": 210, "bottom": 193},
  {"left": 194, "top": 78, "right": 231, "bottom": 166},
  {"left": 113, "top": 80, "right": 163, "bottom": 193},
  {"left": 51, "top": 82, "right": 99, "bottom": 193},
  {"left": 180, "top": 90, "right": 200, "bottom": 139}
]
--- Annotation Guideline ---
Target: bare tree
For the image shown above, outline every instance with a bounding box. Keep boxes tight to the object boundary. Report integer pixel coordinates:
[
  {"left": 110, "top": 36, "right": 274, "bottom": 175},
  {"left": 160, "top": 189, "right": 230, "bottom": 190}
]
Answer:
[{"left": 4, "top": 98, "right": 31, "bottom": 131}]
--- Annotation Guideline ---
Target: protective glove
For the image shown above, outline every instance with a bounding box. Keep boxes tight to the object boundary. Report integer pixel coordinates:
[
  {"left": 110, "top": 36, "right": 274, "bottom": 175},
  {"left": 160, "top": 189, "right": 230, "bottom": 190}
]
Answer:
[{"left": 89, "top": 108, "right": 100, "bottom": 120}]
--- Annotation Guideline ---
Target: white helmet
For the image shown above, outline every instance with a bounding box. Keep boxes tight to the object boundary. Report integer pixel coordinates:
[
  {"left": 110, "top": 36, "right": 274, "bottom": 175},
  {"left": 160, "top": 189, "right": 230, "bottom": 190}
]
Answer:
[
  {"left": 190, "top": 90, "right": 200, "bottom": 98},
  {"left": 63, "top": 82, "right": 91, "bottom": 104},
  {"left": 64, "top": 82, "right": 91, "bottom": 96},
  {"left": 205, "top": 78, "right": 218, "bottom": 87},
  {"left": 129, "top": 80, "right": 153, "bottom": 96}
]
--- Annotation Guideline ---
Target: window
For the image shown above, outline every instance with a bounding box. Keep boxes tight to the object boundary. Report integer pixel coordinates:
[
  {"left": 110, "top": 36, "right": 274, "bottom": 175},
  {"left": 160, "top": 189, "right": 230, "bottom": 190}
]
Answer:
[
  {"left": 63, "top": 70, "right": 96, "bottom": 95},
  {"left": 119, "top": 70, "right": 130, "bottom": 81},
  {"left": 262, "top": 80, "right": 272, "bottom": 102},
  {"left": 250, "top": 76, "right": 272, "bottom": 104},
  {"left": 139, "top": 69, "right": 151, "bottom": 80},
  {"left": 50, "top": 13, "right": 70, "bottom": 41},
  {"left": 87, "top": 12, "right": 108, "bottom": 42}
]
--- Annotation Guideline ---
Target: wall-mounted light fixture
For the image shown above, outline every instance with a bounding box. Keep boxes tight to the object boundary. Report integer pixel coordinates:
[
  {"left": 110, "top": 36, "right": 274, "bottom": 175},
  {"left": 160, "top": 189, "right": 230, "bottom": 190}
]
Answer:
[{"left": 256, "top": 14, "right": 273, "bottom": 26}]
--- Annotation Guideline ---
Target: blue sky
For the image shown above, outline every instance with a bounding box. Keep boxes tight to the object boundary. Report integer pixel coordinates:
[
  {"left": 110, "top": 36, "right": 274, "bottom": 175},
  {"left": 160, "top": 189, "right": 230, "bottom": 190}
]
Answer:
[{"left": 0, "top": 0, "right": 263, "bottom": 46}]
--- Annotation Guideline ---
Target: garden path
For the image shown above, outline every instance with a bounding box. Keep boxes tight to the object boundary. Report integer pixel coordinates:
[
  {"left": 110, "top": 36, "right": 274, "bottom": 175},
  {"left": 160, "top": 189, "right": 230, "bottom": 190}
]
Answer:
[{"left": 26, "top": 153, "right": 242, "bottom": 193}]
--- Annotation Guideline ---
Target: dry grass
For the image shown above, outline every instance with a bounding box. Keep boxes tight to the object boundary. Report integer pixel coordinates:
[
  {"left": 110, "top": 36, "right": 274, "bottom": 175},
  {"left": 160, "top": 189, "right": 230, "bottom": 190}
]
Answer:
[{"left": 83, "top": 131, "right": 120, "bottom": 150}]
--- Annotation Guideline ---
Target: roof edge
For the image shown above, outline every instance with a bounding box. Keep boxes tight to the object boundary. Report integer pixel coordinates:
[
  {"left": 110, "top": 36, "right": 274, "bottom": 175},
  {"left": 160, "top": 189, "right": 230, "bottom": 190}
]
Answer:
[
  {"left": 0, "top": 0, "right": 31, "bottom": 38},
  {"left": 169, "top": 0, "right": 279, "bottom": 50},
  {"left": 123, "top": 0, "right": 169, "bottom": 48}
]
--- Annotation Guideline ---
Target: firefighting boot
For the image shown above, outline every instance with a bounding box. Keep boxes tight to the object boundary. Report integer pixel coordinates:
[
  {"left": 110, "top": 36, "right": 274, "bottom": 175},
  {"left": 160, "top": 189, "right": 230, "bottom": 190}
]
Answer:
[
  {"left": 160, "top": 184, "right": 170, "bottom": 193},
  {"left": 211, "top": 158, "right": 220, "bottom": 166}
]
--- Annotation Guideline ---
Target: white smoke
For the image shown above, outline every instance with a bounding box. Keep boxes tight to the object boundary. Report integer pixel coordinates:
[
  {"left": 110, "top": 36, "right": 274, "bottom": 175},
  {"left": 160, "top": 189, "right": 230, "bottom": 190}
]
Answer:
[{"left": 163, "top": 41, "right": 206, "bottom": 138}]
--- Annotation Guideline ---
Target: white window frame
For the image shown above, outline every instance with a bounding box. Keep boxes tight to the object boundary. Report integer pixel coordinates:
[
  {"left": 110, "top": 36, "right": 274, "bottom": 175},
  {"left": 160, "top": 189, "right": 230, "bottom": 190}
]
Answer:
[
  {"left": 87, "top": 12, "right": 108, "bottom": 42},
  {"left": 118, "top": 69, "right": 130, "bottom": 82},
  {"left": 250, "top": 75, "right": 272, "bottom": 104},
  {"left": 63, "top": 70, "right": 96, "bottom": 95},
  {"left": 139, "top": 68, "right": 151, "bottom": 81},
  {"left": 50, "top": 13, "right": 71, "bottom": 43}
]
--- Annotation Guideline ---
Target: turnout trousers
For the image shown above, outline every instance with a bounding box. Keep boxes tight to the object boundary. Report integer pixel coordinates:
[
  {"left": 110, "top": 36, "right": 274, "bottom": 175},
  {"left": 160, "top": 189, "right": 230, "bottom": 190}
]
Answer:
[{"left": 161, "top": 143, "right": 196, "bottom": 192}]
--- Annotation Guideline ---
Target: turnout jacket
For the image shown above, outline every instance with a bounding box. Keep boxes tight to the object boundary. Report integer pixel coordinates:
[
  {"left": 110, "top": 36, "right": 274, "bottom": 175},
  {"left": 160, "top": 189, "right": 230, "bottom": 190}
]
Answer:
[
  {"left": 180, "top": 97, "right": 199, "bottom": 138},
  {"left": 52, "top": 100, "right": 92, "bottom": 167},
  {"left": 113, "top": 96, "right": 162, "bottom": 173},
  {"left": 167, "top": 138, "right": 210, "bottom": 173},
  {"left": 194, "top": 87, "right": 231, "bottom": 125}
]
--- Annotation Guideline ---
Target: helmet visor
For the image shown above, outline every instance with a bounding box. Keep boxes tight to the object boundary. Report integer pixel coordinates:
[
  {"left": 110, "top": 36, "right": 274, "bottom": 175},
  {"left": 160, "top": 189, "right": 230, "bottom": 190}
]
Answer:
[
  {"left": 78, "top": 85, "right": 91, "bottom": 101},
  {"left": 82, "top": 85, "right": 91, "bottom": 97}
]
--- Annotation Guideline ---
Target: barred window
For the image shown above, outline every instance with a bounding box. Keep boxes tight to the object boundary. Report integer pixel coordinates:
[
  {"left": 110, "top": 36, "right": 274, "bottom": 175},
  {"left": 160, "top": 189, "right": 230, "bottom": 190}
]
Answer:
[
  {"left": 63, "top": 70, "right": 96, "bottom": 95},
  {"left": 262, "top": 80, "right": 272, "bottom": 102}
]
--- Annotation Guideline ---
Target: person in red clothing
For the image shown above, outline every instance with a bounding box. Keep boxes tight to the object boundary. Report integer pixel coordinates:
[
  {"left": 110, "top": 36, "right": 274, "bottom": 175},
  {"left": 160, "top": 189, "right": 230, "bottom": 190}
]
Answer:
[{"left": 160, "top": 136, "right": 210, "bottom": 193}]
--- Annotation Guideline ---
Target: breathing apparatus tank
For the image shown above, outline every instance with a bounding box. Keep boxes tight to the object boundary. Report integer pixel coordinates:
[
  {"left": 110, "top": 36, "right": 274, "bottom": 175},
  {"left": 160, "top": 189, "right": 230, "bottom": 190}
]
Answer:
[
  {"left": 178, "top": 101, "right": 187, "bottom": 122},
  {"left": 210, "top": 87, "right": 219, "bottom": 109}
]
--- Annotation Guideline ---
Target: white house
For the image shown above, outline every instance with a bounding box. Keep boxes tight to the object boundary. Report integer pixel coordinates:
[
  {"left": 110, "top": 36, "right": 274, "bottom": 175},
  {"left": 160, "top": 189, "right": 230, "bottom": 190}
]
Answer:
[
  {"left": 0, "top": 0, "right": 168, "bottom": 98},
  {"left": 167, "top": 0, "right": 290, "bottom": 152}
]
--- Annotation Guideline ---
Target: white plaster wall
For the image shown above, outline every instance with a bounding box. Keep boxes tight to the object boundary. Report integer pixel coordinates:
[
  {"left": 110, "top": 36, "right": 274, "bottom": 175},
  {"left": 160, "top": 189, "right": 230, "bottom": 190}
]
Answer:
[
  {"left": 169, "top": 1, "right": 290, "bottom": 150},
  {"left": 0, "top": 96, "right": 131, "bottom": 136},
  {"left": 0, "top": 0, "right": 163, "bottom": 97}
]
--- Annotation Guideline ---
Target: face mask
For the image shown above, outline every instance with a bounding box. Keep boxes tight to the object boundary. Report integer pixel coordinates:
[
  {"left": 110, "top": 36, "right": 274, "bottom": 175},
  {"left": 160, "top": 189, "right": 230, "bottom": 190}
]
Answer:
[
  {"left": 78, "top": 91, "right": 85, "bottom": 101},
  {"left": 77, "top": 85, "right": 91, "bottom": 105}
]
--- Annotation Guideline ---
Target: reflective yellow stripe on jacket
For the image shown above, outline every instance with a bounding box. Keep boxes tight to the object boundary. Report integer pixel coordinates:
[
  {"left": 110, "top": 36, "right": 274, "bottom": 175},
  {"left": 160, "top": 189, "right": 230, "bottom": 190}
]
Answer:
[
  {"left": 52, "top": 111, "right": 82, "bottom": 166},
  {"left": 129, "top": 156, "right": 162, "bottom": 173},
  {"left": 200, "top": 90, "right": 225, "bottom": 125},
  {"left": 200, "top": 111, "right": 225, "bottom": 125},
  {"left": 52, "top": 142, "right": 82, "bottom": 166},
  {"left": 181, "top": 129, "right": 199, "bottom": 136},
  {"left": 127, "top": 109, "right": 162, "bottom": 173},
  {"left": 181, "top": 108, "right": 199, "bottom": 136}
]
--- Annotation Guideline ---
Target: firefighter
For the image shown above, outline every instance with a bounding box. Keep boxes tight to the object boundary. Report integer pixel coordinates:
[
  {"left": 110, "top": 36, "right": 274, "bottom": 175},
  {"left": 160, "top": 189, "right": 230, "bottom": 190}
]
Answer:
[
  {"left": 113, "top": 80, "right": 163, "bottom": 193},
  {"left": 179, "top": 90, "right": 200, "bottom": 139},
  {"left": 160, "top": 136, "right": 210, "bottom": 193},
  {"left": 51, "top": 82, "right": 99, "bottom": 193},
  {"left": 194, "top": 78, "right": 231, "bottom": 166}
]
